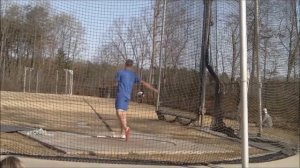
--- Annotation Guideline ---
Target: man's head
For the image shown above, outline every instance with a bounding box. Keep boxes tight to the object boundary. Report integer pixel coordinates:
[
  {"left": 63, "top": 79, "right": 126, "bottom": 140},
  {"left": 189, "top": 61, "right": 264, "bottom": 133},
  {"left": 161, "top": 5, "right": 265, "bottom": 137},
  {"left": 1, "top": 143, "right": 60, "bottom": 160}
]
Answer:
[
  {"left": 0, "top": 156, "right": 24, "bottom": 168},
  {"left": 125, "top": 59, "right": 134, "bottom": 68}
]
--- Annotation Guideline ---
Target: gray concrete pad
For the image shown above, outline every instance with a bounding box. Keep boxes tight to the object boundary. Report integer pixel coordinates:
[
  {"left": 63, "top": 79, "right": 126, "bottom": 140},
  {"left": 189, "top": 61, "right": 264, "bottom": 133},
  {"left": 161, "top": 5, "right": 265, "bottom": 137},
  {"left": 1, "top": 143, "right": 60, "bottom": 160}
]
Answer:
[
  {"left": 0, "top": 125, "right": 34, "bottom": 132},
  {"left": 19, "top": 130, "right": 232, "bottom": 155}
]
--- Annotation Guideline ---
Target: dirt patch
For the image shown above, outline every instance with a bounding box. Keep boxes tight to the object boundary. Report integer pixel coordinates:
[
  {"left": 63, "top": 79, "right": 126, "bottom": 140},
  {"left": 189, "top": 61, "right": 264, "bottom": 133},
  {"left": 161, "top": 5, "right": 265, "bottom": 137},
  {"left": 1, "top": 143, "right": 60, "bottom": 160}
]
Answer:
[{"left": 0, "top": 91, "right": 292, "bottom": 163}]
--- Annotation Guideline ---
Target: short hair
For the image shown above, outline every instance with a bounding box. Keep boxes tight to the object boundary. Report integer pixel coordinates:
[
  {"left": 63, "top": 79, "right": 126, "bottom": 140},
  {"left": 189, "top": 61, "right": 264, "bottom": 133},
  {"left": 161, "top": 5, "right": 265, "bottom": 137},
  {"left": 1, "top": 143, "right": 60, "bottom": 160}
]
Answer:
[
  {"left": 0, "top": 156, "right": 24, "bottom": 168},
  {"left": 125, "top": 59, "right": 134, "bottom": 67}
]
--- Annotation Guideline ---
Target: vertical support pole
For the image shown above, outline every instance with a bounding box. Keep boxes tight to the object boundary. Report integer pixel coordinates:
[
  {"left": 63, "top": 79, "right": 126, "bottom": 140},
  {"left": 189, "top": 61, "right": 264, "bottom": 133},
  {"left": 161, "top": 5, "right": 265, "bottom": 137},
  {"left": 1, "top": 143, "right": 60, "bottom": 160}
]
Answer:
[
  {"left": 294, "top": 0, "right": 299, "bottom": 32},
  {"left": 65, "top": 69, "right": 68, "bottom": 95},
  {"left": 28, "top": 68, "right": 33, "bottom": 92},
  {"left": 1, "top": 58, "right": 5, "bottom": 91},
  {"left": 36, "top": 70, "right": 39, "bottom": 93},
  {"left": 240, "top": 0, "right": 249, "bottom": 167},
  {"left": 254, "top": 0, "right": 263, "bottom": 137},
  {"left": 156, "top": 0, "right": 167, "bottom": 112},
  {"left": 24, "top": 67, "right": 27, "bottom": 93},
  {"left": 200, "top": 70, "right": 206, "bottom": 127},
  {"left": 215, "top": 0, "right": 218, "bottom": 75},
  {"left": 56, "top": 70, "right": 58, "bottom": 94},
  {"left": 69, "top": 70, "right": 73, "bottom": 95},
  {"left": 199, "top": 0, "right": 212, "bottom": 126}
]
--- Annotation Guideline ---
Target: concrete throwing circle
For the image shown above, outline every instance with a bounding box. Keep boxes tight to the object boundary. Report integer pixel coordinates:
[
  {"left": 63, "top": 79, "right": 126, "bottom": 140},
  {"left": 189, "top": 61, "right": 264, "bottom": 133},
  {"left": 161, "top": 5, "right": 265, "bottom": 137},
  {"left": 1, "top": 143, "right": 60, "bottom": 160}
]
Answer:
[
  {"left": 19, "top": 130, "right": 233, "bottom": 155},
  {"left": 94, "top": 132, "right": 177, "bottom": 146}
]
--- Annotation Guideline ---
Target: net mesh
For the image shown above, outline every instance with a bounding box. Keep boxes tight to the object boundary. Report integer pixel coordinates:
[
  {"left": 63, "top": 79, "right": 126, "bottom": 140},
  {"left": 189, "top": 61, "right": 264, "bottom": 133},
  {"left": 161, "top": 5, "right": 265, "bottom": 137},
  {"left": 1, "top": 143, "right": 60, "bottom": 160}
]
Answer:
[{"left": 0, "top": 0, "right": 299, "bottom": 164}]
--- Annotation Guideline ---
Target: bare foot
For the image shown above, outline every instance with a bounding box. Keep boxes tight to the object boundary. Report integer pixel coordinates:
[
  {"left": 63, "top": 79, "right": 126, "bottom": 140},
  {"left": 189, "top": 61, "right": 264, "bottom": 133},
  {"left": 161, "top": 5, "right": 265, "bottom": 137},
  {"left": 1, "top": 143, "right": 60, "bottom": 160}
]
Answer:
[{"left": 125, "top": 127, "right": 131, "bottom": 141}]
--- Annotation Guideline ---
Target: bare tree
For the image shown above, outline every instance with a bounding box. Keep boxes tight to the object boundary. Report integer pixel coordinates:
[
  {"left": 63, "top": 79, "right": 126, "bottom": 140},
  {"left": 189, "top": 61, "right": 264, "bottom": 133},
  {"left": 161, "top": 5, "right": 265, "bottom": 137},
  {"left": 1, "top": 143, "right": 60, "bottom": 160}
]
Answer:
[
  {"left": 226, "top": 14, "right": 240, "bottom": 83},
  {"left": 277, "top": 0, "right": 299, "bottom": 81},
  {"left": 162, "top": 0, "right": 190, "bottom": 86}
]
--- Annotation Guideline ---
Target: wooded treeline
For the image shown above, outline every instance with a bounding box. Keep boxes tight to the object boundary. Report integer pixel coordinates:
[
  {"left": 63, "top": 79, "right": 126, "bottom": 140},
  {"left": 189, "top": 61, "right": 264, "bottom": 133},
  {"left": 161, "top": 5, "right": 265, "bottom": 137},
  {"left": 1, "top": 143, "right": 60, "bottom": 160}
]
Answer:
[{"left": 0, "top": 1, "right": 83, "bottom": 91}]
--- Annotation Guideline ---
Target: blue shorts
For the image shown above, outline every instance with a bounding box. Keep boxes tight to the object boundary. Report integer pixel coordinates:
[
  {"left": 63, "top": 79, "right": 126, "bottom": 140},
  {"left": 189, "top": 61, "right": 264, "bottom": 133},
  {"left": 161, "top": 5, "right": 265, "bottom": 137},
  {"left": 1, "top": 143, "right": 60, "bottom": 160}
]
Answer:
[{"left": 115, "top": 96, "right": 129, "bottom": 111}]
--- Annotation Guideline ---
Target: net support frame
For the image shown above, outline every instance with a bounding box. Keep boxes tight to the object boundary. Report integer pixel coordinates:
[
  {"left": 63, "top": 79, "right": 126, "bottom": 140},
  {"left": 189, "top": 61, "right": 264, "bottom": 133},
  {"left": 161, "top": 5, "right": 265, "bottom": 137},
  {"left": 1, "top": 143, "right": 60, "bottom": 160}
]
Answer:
[
  {"left": 36, "top": 70, "right": 39, "bottom": 93},
  {"left": 156, "top": 0, "right": 167, "bottom": 112},
  {"left": 64, "top": 69, "right": 74, "bottom": 95},
  {"left": 240, "top": 0, "right": 249, "bottom": 167},
  {"left": 23, "top": 67, "right": 28, "bottom": 93},
  {"left": 23, "top": 66, "right": 34, "bottom": 93},
  {"left": 255, "top": 0, "right": 263, "bottom": 137},
  {"left": 56, "top": 70, "right": 58, "bottom": 94}
]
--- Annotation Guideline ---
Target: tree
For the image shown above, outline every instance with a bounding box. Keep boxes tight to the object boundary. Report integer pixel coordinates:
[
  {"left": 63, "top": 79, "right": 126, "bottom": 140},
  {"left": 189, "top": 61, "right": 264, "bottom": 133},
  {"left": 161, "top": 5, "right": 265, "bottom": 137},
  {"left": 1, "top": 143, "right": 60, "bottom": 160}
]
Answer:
[
  {"left": 277, "top": 0, "right": 299, "bottom": 81},
  {"left": 50, "top": 13, "right": 84, "bottom": 69},
  {"left": 162, "top": 0, "right": 190, "bottom": 88},
  {"left": 226, "top": 13, "right": 240, "bottom": 83},
  {"left": 55, "top": 48, "right": 70, "bottom": 70},
  {"left": 0, "top": 1, "right": 84, "bottom": 91},
  {"left": 24, "top": 4, "right": 50, "bottom": 69}
]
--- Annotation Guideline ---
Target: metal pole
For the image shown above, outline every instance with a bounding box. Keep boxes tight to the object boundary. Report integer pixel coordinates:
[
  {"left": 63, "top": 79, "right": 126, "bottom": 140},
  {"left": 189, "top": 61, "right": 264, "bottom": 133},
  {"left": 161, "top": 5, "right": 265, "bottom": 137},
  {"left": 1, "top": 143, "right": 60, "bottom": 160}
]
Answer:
[
  {"left": 297, "top": 0, "right": 300, "bottom": 33},
  {"left": 69, "top": 70, "right": 73, "bottom": 95},
  {"left": 215, "top": 0, "right": 218, "bottom": 74},
  {"left": 36, "top": 70, "right": 39, "bottom": 93},
  {"left": 65, "top": 69, "right": 68, "bottom": 94},
  {"left": 0, "top": 58, "right": 5, "bottom": 91},
  {"left": 199, "top": 0, "right": 212, "bottom": 126},
  {"left": 200, "top": 70, "right": 206, "bottom": 127},
  {"left": 23, "top": 67, "right": 27, "bottom": 93},
  {"left": 240, "top": 0, "right": 249, "bottom": 167},
  {"left": 56, "top": 70, "right": 58, "bottom": 94},
  {"left": 156, "top": 0, "right": 167, "bottom": 111},
  {"left": 28, "top": 68, "right": 33, "bottom": 92},
  {"left": 255, "top": 0, "right": 263, "bottom": 137}
]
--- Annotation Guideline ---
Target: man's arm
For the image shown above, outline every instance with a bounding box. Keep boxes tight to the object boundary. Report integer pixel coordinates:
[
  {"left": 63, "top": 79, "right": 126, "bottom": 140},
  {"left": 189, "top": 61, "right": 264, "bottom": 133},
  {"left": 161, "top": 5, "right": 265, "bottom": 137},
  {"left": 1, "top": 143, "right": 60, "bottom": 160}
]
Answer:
[{"left": 141, "top": 80, "right": 158, "bottom": 93}]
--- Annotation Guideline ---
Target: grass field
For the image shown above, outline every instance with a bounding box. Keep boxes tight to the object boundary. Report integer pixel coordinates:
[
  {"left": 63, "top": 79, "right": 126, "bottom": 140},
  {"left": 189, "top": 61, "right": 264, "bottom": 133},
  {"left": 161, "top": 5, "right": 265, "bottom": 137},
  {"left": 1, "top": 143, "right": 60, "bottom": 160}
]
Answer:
[{"left": 0, "top": 91, "right": 298, "bottom": 163}]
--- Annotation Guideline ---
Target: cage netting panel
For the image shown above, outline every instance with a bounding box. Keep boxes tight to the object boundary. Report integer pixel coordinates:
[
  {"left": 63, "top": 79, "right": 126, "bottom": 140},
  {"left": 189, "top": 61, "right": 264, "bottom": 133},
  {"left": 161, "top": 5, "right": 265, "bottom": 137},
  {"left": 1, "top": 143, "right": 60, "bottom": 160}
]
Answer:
[{"left": 1, "top": 0, "right": 299, "bottom": 164}]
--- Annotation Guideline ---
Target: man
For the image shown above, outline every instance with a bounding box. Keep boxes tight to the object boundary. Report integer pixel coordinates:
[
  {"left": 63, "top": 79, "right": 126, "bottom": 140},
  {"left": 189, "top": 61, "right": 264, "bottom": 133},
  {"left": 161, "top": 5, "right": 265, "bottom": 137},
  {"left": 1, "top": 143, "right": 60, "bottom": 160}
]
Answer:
[
  {"left": 262, "top": 108, "right": 273, "bottom": 128},
  {"left": 115, "top": 59, "right": 158, "bottom": 141}
]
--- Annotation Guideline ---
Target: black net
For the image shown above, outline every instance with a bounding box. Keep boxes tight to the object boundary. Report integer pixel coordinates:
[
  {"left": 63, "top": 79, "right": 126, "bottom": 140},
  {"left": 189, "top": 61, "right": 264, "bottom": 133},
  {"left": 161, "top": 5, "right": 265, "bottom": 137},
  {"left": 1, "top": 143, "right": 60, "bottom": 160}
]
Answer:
[{"left": 0, "top": 0, "right": 299, "bottom": 165}]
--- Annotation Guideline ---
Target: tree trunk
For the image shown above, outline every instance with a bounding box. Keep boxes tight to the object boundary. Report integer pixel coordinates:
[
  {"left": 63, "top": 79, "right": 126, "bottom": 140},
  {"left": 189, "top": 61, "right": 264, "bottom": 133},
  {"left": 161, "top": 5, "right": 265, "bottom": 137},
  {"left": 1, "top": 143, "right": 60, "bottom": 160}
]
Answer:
[
  {"left": 286, "top": 0, "right": 299, "bottom": 81},
  {"left": 263, "top": 39, "right": 268, "bottom": 81},
  {"left": 231, "top": 32, "right": 237, "bottom": 83},
  {"left": 251, "top": 31, "right": 256, "bottom": 82}
]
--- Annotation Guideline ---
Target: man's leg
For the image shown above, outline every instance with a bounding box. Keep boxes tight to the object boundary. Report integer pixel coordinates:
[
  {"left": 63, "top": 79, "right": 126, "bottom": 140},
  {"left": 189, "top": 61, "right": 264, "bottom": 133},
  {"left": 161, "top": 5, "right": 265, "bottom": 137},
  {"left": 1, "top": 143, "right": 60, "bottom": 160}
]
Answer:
[
  {"left": 116, "top": 110, "right": 124, "bottom": 136},
  {"left": 115, "top": 97, "right": 130, "bottom": 141},
  {"left": 117, "top": 110, "right": 131, "bottom": 141},
  {"left": 120, "top": 111, "right": 128, "bottom": 129}
]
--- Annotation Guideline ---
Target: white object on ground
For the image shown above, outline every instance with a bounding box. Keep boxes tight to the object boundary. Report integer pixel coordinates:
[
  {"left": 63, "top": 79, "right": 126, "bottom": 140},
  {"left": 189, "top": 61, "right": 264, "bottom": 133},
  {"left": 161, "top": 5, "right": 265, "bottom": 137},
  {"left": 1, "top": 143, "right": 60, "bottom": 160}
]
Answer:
[
  {"left": 97, "top": 132, "right": 125, "bottom": 139},
  {"left": 26, "top": 128, "right": 51, "bottom": 136}
]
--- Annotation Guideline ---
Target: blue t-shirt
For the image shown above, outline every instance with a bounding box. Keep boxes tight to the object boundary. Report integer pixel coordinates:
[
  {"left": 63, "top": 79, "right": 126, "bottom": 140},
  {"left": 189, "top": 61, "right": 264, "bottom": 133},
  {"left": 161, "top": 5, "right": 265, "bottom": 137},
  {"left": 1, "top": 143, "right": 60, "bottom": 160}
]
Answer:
[{"left": 116, "top": 69, "right": 140, "bottom": 100}]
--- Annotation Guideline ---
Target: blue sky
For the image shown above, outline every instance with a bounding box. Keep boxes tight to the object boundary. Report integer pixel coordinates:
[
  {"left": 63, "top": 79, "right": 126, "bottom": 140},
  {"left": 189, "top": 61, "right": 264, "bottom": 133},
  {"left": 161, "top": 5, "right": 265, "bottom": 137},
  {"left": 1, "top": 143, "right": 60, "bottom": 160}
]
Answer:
[
  {"left": 51, "top": 0, "right": 153, "bottom": 59},
  {"left": 10, "top": 0, "right": 153, "bottom": 59}
]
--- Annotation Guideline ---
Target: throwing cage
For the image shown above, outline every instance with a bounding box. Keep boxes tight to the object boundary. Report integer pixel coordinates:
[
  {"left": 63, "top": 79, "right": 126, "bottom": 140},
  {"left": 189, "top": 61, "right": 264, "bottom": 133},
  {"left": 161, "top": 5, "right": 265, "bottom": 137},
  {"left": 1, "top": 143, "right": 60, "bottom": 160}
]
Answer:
[{"left": 0, "top": 0, "right": 299, "bottom": 165}]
